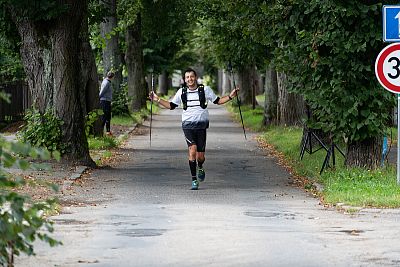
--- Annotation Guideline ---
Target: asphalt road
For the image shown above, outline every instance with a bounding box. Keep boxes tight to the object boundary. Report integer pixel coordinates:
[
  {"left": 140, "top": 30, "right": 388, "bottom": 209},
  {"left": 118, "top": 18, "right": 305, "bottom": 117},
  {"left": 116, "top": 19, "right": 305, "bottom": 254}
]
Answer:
[{"left": 17, "top": 105, "right": 400, "bottom": 267}]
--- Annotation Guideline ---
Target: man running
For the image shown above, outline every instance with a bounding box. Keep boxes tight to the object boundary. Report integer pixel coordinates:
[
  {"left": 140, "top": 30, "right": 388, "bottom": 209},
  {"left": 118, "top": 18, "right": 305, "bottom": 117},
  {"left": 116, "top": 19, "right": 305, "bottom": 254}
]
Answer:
[{"left": 150, "top": 68, "right": 239, "bottom": 190}]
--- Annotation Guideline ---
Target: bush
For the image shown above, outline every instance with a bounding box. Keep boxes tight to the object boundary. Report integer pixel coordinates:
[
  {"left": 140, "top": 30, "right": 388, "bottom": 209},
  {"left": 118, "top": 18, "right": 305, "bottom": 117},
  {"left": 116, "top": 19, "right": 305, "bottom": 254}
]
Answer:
[
  {"left": 18, "top": 109, "right": 65, "bottom": 153},
  {"left": 112, "top": 82, "right": 130, "bottom": 116},
  {"left": 1, "top": 130, "right": 61, "bottom": 266},
  {"left": 85, "top": 109, "right": 103, "bottom": 137}
]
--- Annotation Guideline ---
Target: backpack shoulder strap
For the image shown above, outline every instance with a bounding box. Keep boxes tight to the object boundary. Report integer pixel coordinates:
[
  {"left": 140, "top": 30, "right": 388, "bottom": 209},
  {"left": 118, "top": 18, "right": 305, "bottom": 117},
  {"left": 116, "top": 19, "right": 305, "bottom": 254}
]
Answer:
[
  {"left": 181, "top": 86, "right": 188, "bottom": 110},
  {"left": 198, "top": 84, "right": 207, "bottom": 109}
]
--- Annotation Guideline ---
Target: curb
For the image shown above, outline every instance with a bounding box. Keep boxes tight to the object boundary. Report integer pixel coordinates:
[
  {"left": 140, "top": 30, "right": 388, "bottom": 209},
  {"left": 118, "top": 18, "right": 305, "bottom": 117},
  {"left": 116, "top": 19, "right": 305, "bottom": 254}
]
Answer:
[{"left": 62, "top": 165, "right": 89, "bottom": 191}]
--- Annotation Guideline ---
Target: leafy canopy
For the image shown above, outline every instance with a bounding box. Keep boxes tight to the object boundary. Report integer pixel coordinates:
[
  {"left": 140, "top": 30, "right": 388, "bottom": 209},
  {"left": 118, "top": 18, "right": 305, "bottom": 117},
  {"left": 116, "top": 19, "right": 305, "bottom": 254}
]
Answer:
[{"left": 239, "top": 0, "right": 397, "bottom": 142}]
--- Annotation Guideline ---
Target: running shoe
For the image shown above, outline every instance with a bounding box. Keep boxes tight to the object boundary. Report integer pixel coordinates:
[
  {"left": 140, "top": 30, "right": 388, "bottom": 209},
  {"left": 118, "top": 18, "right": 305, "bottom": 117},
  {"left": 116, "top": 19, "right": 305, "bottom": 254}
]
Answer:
[
  {"left": 191, "top": 180, "right": 199, "bottom": 190},
  {"left": 198, "top": 168, "right": 205, "bottom": 182}
]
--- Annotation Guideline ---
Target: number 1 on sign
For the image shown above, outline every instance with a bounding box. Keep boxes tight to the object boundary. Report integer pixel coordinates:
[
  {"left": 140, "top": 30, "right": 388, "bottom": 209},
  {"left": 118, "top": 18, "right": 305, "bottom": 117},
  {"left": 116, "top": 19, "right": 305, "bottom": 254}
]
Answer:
[{"left": 396, "top": 12, "right": 400, "bottom": 37}]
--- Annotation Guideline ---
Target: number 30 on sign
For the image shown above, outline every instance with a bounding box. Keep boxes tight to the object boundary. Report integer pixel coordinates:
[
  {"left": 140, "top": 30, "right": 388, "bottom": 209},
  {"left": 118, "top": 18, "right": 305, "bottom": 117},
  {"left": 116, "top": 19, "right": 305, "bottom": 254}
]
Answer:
[{"left": 375, "top": 43, "right": 400, "bottom": 94}]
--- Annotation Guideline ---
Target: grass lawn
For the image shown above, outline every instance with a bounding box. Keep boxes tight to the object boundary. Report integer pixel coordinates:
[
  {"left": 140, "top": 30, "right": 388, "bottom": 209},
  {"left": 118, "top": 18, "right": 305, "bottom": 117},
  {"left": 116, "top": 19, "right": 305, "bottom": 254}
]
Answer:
[
  {"left": 229, "top": 101, "right": 400, "bottom": 208},
  {"left": 88, "top": 102, "right": 156, "bottom": 150}
]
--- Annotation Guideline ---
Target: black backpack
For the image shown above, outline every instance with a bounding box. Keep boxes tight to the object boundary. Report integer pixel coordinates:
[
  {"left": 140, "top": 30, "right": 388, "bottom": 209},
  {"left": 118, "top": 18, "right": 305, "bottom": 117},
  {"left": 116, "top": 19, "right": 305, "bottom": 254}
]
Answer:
[{"left": 181, "top": 84, "right": 207, "bottom": 110}]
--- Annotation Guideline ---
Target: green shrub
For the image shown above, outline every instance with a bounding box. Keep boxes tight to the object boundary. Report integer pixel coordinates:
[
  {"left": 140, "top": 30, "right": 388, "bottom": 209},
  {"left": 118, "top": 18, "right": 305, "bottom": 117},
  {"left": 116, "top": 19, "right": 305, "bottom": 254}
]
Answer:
[
  {"left": 85, "top": 109, "right": 103, "bottom": 137},
  {"left": 18, "top": 109, "right": 65, "bottom": 153},
  {"left": 112, "top": 82, "right": 130, "bottom": 116},
  {"left": 88, "top": 135, "right": 118, "bottom": 150},
  {"left": 1, "top": 133, "right": 61, "bottom": 266}
]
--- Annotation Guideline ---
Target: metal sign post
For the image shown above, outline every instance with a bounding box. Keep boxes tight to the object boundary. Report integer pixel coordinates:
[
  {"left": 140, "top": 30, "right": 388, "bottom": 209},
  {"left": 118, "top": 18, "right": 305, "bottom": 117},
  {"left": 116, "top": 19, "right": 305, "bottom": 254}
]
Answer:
[
  {"left": 150, "top": 72, "right": 154, "bottom": 147},
  {"left": 398, "top": 95, "right": 400, "bottom": 184},
  {"left": 376, "top": 6, "right": 400, "bottom": 184}
]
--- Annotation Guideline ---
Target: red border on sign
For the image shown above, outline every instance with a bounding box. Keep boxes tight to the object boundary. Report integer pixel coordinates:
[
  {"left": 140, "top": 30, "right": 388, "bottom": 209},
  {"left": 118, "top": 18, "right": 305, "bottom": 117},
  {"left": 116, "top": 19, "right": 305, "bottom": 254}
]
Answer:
[{"left": 376, "top": 43, "right": 400, "bottom": 93}]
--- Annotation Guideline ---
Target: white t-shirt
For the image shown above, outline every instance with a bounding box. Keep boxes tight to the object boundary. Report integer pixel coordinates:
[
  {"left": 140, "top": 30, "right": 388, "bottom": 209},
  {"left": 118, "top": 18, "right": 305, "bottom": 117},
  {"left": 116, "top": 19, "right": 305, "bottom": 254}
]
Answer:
[{"left": 171, "top": 85, "right": 219, "bottom": 129}]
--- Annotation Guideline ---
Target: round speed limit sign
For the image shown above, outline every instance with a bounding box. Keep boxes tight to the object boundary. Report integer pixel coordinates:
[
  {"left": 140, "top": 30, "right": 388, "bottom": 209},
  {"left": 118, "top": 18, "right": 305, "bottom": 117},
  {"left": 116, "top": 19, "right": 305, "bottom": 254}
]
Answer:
[{"left": 375, "top": 43, "right": 400, "bottom": 94}]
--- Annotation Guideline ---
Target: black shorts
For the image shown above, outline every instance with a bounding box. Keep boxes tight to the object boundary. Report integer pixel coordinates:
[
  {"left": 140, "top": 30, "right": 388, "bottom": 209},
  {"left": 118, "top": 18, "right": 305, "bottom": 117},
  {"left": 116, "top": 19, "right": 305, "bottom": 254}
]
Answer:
[{"left": 182, "top": 128, "right": 207, "bottom": 152}]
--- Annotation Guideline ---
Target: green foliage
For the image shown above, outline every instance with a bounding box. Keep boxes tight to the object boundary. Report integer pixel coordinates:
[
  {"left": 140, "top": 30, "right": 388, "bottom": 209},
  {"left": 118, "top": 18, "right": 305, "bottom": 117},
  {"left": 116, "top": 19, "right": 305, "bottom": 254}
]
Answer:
[
  {"left": 228, "top": 104, "right": 265, "bottom": 132},
  {"left": 321, "top": 167, "right": 400, "bottom": 208},
  {"left": 0, "top": 136, "right": 61, "bottom": 266},
  {"left": 259, "top": 125, "right": 400, "bottom": 208},
  {"left": 171, "top": 42, "right": 198, "bottom": 71},
  {"left": 112, "top": 115, "right": 135, "bottom": 126},
  {"left": 254, "top": 1, "right": 397, "bottom": 143},
  {"left": 85, "top": 109, "right": 103, "bottom": 137},
  {"left": 203, "top": 75, "right": 217, "bottom": 90},
  {"left": 1, "top": 0, "right": 68, "bottom": 21},
  {"left": 88, "top": 0, "right": 111, "bottom": 25},
  {"left": 0, "top": 41, "right": 24, "bottom": 83},
  {"left": 0, "top": 5, "right": 24, "bottom": 83},
  {"left": 141, "top": 0, "right": 194, "bottom": 73},
  {"left": 89, "top": 1, "right": 123, "bottom": 62},
  {"left": 126, "top": 102, "right": 153, "bottom": 125},
  {"left": 88, "top": 102, "right": 154, "bottom": 150},
  {"left": 117, "top": 0, "right": 141, "bottom": 27},
  {"left": 192, "top": 0, "right": 268, "bottom": 70},
  {"left": 114, "top": 101, "right": 155, "bottom": 127},
  {"left": 18, "top": 109, "right": 66, "bottom": 153},
  {"left": 88, "top": 135, "right": 117, "bottom": 150},
  {"left": 102, "top": 150, "right": 112, "bottom": 158},
  {"left": 0, "top": 91, "right": 10, "bottom": 103},
  {"left": 112, "top": 83, "right": 130, "bottom": 116},
  {"left": 262, "top": 126, "right": 334, "bottom": 178}
]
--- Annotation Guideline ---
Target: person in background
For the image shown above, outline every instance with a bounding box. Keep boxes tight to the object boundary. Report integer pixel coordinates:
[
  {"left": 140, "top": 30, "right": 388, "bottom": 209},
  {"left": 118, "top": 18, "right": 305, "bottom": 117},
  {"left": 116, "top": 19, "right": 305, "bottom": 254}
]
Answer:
[
  {"left": 150, "top": 68, "right": 239, "bottom": 190},
  {"left": 99, "top": 71, "right": 115, "bottom": 136}
]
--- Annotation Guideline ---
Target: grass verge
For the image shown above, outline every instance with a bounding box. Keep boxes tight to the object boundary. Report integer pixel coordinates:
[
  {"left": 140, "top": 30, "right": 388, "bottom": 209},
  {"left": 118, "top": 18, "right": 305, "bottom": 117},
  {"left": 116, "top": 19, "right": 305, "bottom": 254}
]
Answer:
[
  {"left": 88, "top": 102, "right": 156, "bottom": 151},
  {"left": 229, "top": 103, "right": 400, "bottom": 208},
  {"left": 88, "top": 136, "right": 118, "bottom": 150},
  {"left": 227, "top": 103, "right": 265, "bottom": 132}
]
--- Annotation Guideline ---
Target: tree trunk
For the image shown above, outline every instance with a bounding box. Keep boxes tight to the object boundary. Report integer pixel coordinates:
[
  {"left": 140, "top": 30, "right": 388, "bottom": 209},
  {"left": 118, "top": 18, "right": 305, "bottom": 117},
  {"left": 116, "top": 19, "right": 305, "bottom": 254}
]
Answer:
[
  {"left": 168, "top": 77, "right": 173, "bottom": 91},
  {"left": 250, "top": 66, "right": 258, "bottom": 109},
  {"left": 145, "top": 74, "right": 152, "bottom": 93},
  {"left": 276, "top": 72, "right": 304, "bottom": 126},
  {"left": 217, "top": 69, "right": 223, "bottom": 94},
  {"left": 80, "top": 18, "right": 102, "bottom": 136},
  {"left": 263, "top": 68, "right": 278, "bottom": 126},
  {"left": 158, "top": 70, "right": 168, "bottom": 96},
  {"left": 345, "top": 136, "right": 382, "bottom": 169},
  {"left": 257, "top": 72, "right": 264, "bottom": 95},
  {"left": 222, "top": 69, "right": 232, "bottom": 95},
  {"left": 100, "top": 0, "right": 122, "bottom": 92},
  {"left": 126, "top": 13, "right": 146, "bottom": 112},
  {"left": 237, "top": 65, "right": 253, "bottom": 105},
  {"left": 9, "top": 0, "right": 95, "bottom": 166}
]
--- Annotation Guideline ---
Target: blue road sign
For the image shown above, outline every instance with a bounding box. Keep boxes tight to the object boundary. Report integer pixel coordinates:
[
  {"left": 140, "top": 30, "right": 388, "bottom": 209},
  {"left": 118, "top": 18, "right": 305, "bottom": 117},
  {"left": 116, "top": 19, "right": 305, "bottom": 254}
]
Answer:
[{"left": 383, "top": 6, "right": 400, "bottom": 42}]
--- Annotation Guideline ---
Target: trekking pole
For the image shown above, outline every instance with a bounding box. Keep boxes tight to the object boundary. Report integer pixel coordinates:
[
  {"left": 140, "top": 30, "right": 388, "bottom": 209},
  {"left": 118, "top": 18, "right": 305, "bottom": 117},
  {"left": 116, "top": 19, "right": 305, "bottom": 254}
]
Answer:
[
  {"left": 228, "top": 62, "right": 247, "bottom": 140},
  {"left": 150, "top": 72, "right": 154, "bottom": 147}
]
